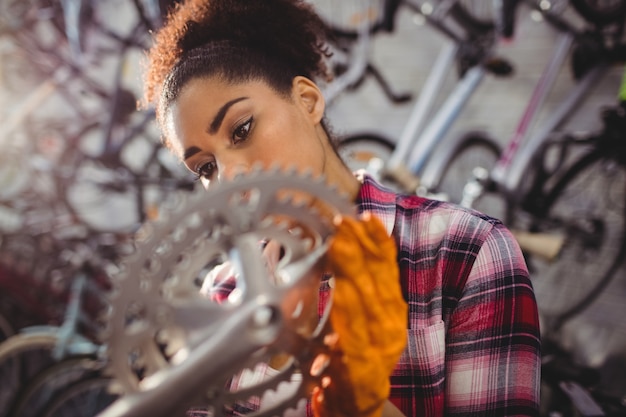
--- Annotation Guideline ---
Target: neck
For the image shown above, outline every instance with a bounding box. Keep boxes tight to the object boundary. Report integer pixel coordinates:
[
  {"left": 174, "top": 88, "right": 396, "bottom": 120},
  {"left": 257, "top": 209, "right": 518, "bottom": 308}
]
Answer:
[
  {"left": 316, "top": 124, "right": 361, "bottom": 203},
  {"left": 323, "top": 149, "right": 361, "bottom": 204}
]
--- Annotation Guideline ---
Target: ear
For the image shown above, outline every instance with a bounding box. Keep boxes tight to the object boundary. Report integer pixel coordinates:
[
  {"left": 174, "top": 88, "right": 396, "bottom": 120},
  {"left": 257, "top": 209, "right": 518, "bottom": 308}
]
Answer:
[{"left": 292, "top": 76, "right": 325, "bottom": 124}]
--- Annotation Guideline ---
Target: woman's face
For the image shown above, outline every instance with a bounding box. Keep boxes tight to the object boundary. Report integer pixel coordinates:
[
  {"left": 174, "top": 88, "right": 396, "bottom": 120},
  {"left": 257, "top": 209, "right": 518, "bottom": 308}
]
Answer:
[{"left": 165, "top": 75, "right": 335, "bottom": 189}]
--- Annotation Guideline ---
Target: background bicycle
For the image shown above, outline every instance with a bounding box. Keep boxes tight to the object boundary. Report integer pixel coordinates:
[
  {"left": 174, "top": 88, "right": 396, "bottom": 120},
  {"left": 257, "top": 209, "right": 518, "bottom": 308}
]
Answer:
[
  {"left": 419, "top": 0, "right": 626, "bottom": 327},
  {"left": 323, "top": 0, "right": 626, "bottom": 411}
]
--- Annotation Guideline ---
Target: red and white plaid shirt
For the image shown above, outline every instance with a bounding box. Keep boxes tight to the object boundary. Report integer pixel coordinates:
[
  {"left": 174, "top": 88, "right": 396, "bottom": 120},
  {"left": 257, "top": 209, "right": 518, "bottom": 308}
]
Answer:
[{"left": 194, "top": 175, "right": 541, "bottom": 416}]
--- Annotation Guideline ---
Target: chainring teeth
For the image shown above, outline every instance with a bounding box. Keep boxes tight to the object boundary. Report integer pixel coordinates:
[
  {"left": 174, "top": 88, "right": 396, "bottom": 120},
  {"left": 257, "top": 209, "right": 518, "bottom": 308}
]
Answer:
[
  {"left": 211, "top": 352, "right": 317, "bottom": 414},
  {"left": 102, "top": 169, "right": 353, "bottom": 408},
  {"left": 212, "top": 324, "right": 337, "bottom": 416}
]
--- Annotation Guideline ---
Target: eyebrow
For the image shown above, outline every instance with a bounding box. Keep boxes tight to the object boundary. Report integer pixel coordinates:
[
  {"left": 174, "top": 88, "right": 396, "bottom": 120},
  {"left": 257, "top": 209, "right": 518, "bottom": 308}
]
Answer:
[
  {"left": 183, "top": 96, "right": 249, "bottom": 161},
  {"left": 183, "top": 146, "right": 202, "bottom": 160},
  {"left": 208, "top": 96, "right": 249, "bottom": 134}
]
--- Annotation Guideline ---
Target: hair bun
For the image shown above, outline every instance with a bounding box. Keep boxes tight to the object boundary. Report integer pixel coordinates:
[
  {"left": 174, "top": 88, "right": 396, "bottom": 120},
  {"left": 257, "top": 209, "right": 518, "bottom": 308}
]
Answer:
[{"left": 145, "top": 0, "right": 331, "bottom": 107}]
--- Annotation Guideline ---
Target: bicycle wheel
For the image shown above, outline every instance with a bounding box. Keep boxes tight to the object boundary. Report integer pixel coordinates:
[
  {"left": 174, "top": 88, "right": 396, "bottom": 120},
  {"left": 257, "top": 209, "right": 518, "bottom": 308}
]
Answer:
[
  {"left": 42, "top": 377, "right": 117, "bottom": 417},
  {"left": 10, "top": 356, "right": 102, "bottom": 417},
  {"left": 526, "top": 150, "right": 626, "bottom": 330},
  {"left": 570, "top": 0, "right": 626, "bottom": 26},
  {"left": 0, "top": 331, "right": 58, "bottom": 417},
  {"left": 337, "top": 132, "right": 396, "bottom": 177},
  {"left": 421, "top": 131, "right": 504, "bottom": 220}
]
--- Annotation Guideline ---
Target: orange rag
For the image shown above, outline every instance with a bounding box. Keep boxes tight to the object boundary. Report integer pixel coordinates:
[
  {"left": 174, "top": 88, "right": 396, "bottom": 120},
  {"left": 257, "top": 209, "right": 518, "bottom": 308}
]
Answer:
[{"left": 312, "top": 212, "right": 408, "bottom": 417}]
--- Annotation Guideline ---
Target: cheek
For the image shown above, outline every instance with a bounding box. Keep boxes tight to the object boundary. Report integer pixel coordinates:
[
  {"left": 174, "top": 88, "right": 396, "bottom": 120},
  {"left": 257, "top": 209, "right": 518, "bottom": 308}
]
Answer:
[
  {"left": 261, "top": 137, "right": 322, "bottom": 173},
  {"left": 259, "top": 120, "right": 323, "bottom": 169}
]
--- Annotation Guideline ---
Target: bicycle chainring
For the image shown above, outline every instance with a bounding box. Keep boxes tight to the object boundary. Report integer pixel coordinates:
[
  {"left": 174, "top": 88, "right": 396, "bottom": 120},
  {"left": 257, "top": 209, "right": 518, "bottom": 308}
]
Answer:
[{"left": 100, "top": 167, "right": 354, "bottom": 417}]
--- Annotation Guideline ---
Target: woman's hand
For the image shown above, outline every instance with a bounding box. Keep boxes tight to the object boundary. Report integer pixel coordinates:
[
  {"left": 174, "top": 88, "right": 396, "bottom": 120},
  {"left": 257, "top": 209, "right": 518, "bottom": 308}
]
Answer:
[{"left": 312, "top": 212, "right": 408, "bottom": 417}]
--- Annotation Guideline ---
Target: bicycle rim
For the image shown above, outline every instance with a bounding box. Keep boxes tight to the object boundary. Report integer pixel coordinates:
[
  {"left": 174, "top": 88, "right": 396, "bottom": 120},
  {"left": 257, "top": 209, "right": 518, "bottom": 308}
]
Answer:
[
  {"left": 337, "top": 132, "right": 396, "bottom": 178},
  {"left": 426, "top": 132, "right": 503, "bottom": 219},
  {"left": 42, "top": 377, "right": 117, "bottom": 417},
  {"left": 528, "top": 151, "right": 626, "bottom": 330}
]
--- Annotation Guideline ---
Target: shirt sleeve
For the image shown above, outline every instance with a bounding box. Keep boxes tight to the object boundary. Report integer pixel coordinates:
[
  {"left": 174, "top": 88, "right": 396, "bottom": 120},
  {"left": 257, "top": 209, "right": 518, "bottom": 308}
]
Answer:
[{"left": 444, "top": 222, "right": 541, "bottom": 416}]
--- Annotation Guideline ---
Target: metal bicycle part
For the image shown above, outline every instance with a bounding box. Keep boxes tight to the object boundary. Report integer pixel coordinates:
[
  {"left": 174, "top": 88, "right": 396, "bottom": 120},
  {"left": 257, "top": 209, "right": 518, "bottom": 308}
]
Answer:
[
  {"left": 419, "top": 131, "right": 504, "bottom": 219},
  {"left": 337, "top": 132, "right": 396, "bottom": 183},
  {"left": 100, "top": 169, "right": 355, "bottom": 417}
]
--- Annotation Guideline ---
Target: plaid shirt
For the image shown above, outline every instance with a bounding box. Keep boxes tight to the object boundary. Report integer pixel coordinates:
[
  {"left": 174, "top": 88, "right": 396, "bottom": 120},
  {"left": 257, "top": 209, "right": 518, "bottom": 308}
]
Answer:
[
  {"left": 196, "top": 175, "right": 541, "bottom": 416},
  {"left": 358, "top": 175, "right": 541, "bottom": 416}
]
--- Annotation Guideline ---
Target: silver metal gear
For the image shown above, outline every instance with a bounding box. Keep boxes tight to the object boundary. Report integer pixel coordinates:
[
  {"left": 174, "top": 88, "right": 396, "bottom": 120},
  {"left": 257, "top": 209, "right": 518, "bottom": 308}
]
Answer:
[{"left": 99, "top": 168, "right": 354, "bottom": 417}]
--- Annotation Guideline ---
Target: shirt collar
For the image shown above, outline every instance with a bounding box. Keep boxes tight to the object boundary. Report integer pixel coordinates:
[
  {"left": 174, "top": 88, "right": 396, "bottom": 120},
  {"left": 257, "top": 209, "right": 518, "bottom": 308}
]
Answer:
[{"left": 354, "top": 172, "right": 397, "bottom": 236}]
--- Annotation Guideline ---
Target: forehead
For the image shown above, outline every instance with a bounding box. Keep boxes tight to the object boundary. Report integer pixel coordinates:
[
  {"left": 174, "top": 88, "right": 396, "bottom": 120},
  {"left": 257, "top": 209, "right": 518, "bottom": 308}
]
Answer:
[
  {"left": 179, "top": 76, "right": 288, "bottom": 103},
  {"left": 163, "top": 77, "right": 291, "bottom": 156},
  {"left": 179, "top": 76, "right": 253, "bottom": 105}
]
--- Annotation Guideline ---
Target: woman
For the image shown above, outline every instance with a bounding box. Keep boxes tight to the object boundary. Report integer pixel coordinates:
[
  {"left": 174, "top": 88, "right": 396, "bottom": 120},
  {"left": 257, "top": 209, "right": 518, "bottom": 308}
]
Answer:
[{"left": 142, "top": 0, "right": 541, "bottom": 416}]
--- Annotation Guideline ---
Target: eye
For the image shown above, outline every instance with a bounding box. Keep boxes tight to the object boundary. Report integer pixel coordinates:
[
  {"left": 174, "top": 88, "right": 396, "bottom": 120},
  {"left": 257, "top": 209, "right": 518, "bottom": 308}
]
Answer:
[
  {"left": 232, "top": 116, "right": 253, "bottom": 144},
  {"left": 196, "top": 160, "right": 217, "bottom": 181}
]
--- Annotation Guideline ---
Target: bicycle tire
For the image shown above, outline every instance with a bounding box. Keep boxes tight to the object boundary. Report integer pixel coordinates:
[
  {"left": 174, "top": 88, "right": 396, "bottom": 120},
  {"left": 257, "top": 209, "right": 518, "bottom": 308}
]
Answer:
[
  {"left": 42, "top": 377, "right": 117, "bottom": 417},
  {"left": 525, "top": 149, "right": 626, "bottom": 330},
  {"left": 0, "top": 331, "right": 58, "bottom": 417},
  {"left": 337, "top": 132, "right": 396, "bottom": 176},
  {"left": 569, "top": 0, "right": 626, "bottom": 26},
  {"left": 10, "top": 356, "right": 102, "bottom": 417},
  {"left": 420, "top": 131, "right": 504, "bottom": 219}
]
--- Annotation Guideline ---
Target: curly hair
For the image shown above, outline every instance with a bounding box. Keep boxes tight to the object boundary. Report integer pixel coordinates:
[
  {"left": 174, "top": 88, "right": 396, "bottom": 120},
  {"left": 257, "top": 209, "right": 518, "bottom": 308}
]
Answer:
[{"left": 143, "top": 0, "right": 333, "bottom": 126}]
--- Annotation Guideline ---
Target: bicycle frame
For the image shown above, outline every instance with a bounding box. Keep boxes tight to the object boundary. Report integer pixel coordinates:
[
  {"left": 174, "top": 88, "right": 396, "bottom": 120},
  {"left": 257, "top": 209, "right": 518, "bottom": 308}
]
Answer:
[
  {"left": 321, "top": 6, "right": 375, "bottom": 104},
  {"left": 318, "top": 0, "right": 415, "bottom": 106},
  {"left": 404, "top": 60, "right": 487, "bottom": 174},
  {"left": 379, "top": 1, "right": 503, "bottom": 186},
  {"left": 500, "top": 64, "right": 609, "bottom": 200},
  {"left": 420, "top": 1, "right": 624, "bottom": 204},
  {"left": 490, "top": 9, "right": 617, "bottom": 203}
]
